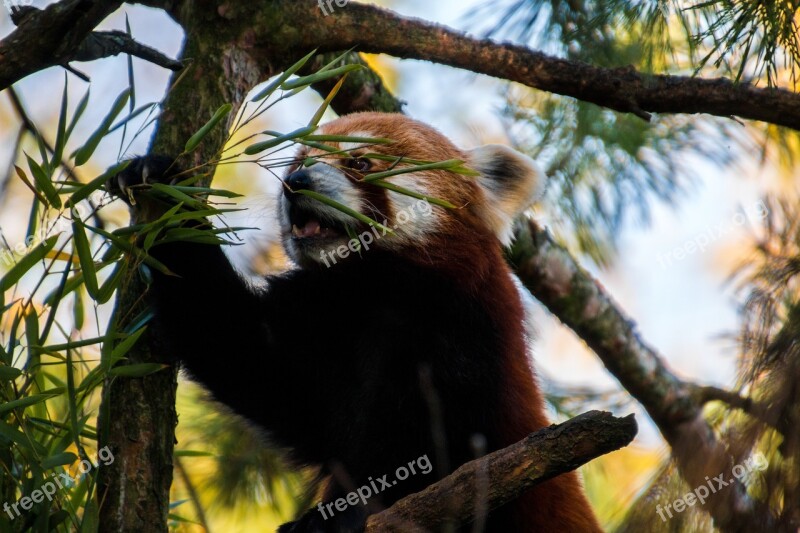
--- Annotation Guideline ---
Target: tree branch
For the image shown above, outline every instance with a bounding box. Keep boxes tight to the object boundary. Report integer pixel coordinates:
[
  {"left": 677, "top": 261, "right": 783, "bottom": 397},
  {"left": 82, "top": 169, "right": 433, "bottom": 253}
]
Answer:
[
  {"left": 0, "top": 0, "right": 123, "bottom": 89},
  {"left": 71, "top": 30, "right": 183, "bottom": 71},
  {"left": 278, "top": 1, "right": 800, "bottom": 132},
  {"left": 366, "top": 411, "right": 637, "bottom": 532},
  {"left": 507, "top": 219, "right": 773, "bottom": 532}
]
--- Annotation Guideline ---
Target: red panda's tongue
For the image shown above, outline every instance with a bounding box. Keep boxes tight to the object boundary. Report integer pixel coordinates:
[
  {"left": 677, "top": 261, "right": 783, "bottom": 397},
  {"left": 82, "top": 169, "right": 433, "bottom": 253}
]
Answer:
[{"left": 292, "top": 219, "right": 321, "bottom": 238}]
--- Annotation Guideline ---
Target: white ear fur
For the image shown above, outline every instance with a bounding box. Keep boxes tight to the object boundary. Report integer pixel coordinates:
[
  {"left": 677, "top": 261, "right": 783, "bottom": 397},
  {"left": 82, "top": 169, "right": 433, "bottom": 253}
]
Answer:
[{"left": 467, "top": 144, "right": 546, "bottom": 246}]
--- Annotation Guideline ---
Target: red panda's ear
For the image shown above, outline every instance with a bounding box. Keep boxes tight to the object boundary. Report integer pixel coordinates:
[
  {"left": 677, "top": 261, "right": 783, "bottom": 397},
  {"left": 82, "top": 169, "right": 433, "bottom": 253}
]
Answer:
[{"left": 467, "top": 144, "right": 546, "bottom": 246}]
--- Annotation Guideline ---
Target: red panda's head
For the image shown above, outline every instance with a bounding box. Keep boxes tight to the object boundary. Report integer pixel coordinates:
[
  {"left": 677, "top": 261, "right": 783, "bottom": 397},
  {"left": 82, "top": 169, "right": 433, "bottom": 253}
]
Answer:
[{"left": 279, "top": 112, "right": 544, "bottom": 268}]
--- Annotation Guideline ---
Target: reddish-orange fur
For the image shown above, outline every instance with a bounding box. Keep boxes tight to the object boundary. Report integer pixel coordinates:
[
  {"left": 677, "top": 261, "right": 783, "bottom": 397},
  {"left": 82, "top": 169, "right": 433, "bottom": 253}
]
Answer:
[{"left": 307, "top": 113, "right": 603, "bottom": 531}]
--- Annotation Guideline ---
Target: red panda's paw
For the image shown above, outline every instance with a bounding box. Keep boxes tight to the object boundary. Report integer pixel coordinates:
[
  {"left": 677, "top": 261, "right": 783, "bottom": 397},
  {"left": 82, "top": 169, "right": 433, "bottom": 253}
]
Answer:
[
  {"left": 278, "top": 504, "right": 366, "bottom": 533},
  {"left": 105, "top": 155, "right": 185, "bottom": 223}
]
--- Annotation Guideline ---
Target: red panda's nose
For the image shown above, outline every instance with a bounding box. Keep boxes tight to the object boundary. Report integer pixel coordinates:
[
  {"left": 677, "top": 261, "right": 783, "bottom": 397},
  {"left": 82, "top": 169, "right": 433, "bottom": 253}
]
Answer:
[{"left": 283, "top": 170, "right": 313, "bottom": 197}]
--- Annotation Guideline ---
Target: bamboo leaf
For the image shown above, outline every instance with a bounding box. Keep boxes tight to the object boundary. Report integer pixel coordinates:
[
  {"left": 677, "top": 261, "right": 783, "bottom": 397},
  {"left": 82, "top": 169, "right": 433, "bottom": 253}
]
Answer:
[
  {"left": 174, "top": 450, "right": 214, "bottom": 457},
  {"left": 0, "top": 235, "right": 58, "bottom": 292},
  {"left": 362, "top": 159, "right": 472, "bottom": 183},
  {"left": 184, "top": 103, "right": 233, "bottom": 152},
  {"left": 109, "top": 363, "right": 168, "bottom": 378},
  {"left": 26, "top": 154, "right": 62, "bottom": 208},
  {"left": 51, "top": 74, "right": 68, "bottom": 172},
  {"left": 370, "top": 180, "right": 454, "bottom": 208},
  {"left": 0, "top": 419, "right": 47, "bottom": 454},
  {"left": 67, "top": 160, "right": 130, "bottom": 208},
  {"left": 294, "top": 190, "right": 393, "bottom": 234},
  {"left": 79, "top": 499, "right": 99, "bottom": 533},
  {"left": 244, "top": 126, "right": 316, "bottom": 155},
  {"left": 74, "top": 89, "right": 131, "bottom": 166},
  {"left": 65, "top": 88, "right": 90, "bottom": 141},
  {"left": 281, "top": 64, "right": 363, "bottom": 90},
  {"left": 0, "top": 366, "right": 22, "bottom": 381},
  {"left": 72, "top": 218, "right": 99, "bottom": 299},
  {"left": 14, "top": 164, "right": 48, "bottom": 205},
  {"left": 308, "top": 75, "right": 347, "bottom": 127},
  {"left": 41, "top": 452, "right": 78, "bottom": 470},
  {"left": 108, "top": 327, "right": 147, "bottom": 368},
  {"left": 0, "top": 392, "right": 61, "bottom": 415}
]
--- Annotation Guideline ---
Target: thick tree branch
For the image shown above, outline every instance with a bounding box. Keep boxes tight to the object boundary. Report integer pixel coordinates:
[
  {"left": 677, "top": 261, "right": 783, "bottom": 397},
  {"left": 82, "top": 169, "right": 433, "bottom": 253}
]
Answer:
[
  {"left": 508, "top": 219, "right": 773, "bottom": 532},
  {"left": 0, "top": 0, "right": 123, "bottom": 89},
  {"left": 274, "top": 1, "right": 800, "bottom": 132},
  {"left": 366, "top": 411, "right": 637, "bottom": 532}
]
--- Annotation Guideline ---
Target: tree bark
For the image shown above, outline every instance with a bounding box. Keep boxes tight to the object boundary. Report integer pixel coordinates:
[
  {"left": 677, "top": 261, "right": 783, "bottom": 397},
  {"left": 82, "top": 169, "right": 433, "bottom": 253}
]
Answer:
[
  {"left": 97, "top": 1, "right": 271, "bottom": 530},
  {"left": 366, "top": 411, "right": 637, "bottom": 532}
]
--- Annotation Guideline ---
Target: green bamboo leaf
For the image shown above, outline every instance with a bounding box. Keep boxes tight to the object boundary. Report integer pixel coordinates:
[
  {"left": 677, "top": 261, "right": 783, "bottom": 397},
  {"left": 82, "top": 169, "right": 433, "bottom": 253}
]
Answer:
[
  {"left": 281, "top": 64, "right": 363, "bottom": 90},
  {"left": 148, "top": 183, "right": 208, "bottom": 210},
  {"left": 168, "top": 513, "right": 200, "bottom": 525},
  {"left": 250, "top": 49, "right": 317, "bottom": 102},
  {"left": 96, "top": 263, "right": 124, "bottom": 304},
  {"left": 36, "top": 336, "right": 108, "bottom": 353},
  {"left": 74, "top": 88, "right": 131, "bottom": 166},
  {"left": 308, "top": 75, "right": 347, "bottom": 127},
  {"left": 24, "top": 304, "right": 40, "bottom": 360},
  {"left": 108, "top": 327, "right": 147, "bottom": 368},
  {"left": 107, "top": 102, "right": 159, "bottom": 135},
  {"left": 362, "top": 159, "right": 471, "bottom": 183},
  {"left": 65, "top": 88, "right": 90, "bottom": 141},
  {"left": 244, "top": 126, "right": 316, "bottom": 155},
  {"left": 0, "top": 419, "right": 47, "bottom": 454},
  {"left": 67, "top": 160, "right": 130, "bottom": 208},
  {"left": 169, "top": 186, "right": 243, "bottom": 198},
  {"left": 79, "top": 499, "right": 99, "bottom": 533},
  {"left": 363, "top": 153, "right": 479, "bottom": 175},
  {"left": 109, "top": 363, "right": 168, "bottom": 377},
  {"left": 0, "top": 235, "right": 58, "bottom": 292},
  {"left": 184, "top": 103, "right": 233, "bottom": 152},
  {"left": 85, "top": 225, "right": 174, "bottom": 276},
  {"left": 174, "top": 450, "right": 214, "bottom": 457},
  {"left": 294, "top": 190, "right": 393, "bottom": 234},
  {"left": 65, "top": 345, "right": 83, "bottom": 457},
  {"left": 14, "top": 164, "right": 48, "bottom": 205},
  {"left": 142, "top": 203, "right": 184, "bottom": 251},
  {"left": 51, "top": 74, "right": 68, "bottom": 172},
  {"left": 26, "top": 154, "right": 62, "bottom": 208},
  {"left": 0, "top": 366, "right": 22, "bottom": 380},
  {"left": 370, "top": 179, "right": 454, "bottom": 208},
  {"left": 35, "top": 131, "right": 49, "bottom": 171},
  {"left": 72, "top": 218, "right": 99, "bottom": 299},
  {"left": 296, "top": 139, "right": 341, "bottom": 153},
  {"left": 0, "top": 392, "right": 61, "bottom": 415},
  {"left": 41, "top": 452, "right": 78, "bottom": 470},
  {"left": 73, "top": 286, "right": 85, "bottom": 329}
]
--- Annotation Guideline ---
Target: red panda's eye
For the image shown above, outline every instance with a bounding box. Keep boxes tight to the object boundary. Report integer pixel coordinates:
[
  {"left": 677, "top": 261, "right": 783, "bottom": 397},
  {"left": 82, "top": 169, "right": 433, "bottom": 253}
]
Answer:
[{"left": 345, "top": 157, "right": 371, "bottom": 172}]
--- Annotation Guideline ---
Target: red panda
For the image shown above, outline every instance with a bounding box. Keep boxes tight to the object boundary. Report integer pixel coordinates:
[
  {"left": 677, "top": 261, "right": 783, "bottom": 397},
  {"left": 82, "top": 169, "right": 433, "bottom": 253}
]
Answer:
[{"left": 109, "top": 112, "right": 602, "bottom": 532}]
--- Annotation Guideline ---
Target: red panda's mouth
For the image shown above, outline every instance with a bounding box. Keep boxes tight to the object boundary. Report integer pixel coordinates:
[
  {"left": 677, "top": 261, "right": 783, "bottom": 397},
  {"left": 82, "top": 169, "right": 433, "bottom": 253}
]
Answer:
[{"left": 288, "top": 204, "right": 345, "bottom": 240}]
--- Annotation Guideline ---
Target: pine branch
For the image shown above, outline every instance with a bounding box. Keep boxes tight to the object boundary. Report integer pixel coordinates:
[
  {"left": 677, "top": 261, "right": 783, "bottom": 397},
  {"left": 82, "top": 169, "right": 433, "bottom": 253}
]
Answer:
[
  {"left": 283, "top": 1, "right": 800, "bottom": 132},
  {"left": 365, "top": 411, "right": 637, "bottom": 532}
]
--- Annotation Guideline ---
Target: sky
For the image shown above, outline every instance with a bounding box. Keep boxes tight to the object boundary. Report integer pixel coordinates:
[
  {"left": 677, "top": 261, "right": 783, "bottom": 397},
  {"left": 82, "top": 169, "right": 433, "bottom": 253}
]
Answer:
[{"left": 0, "top": 0, "right": 776, "bottom": 450}]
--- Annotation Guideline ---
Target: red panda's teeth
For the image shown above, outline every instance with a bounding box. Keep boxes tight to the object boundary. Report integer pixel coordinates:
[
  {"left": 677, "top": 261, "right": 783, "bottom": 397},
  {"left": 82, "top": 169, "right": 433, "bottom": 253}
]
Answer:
[{"left": 292, "top": 220, "right": 322, "bottom": 238}]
